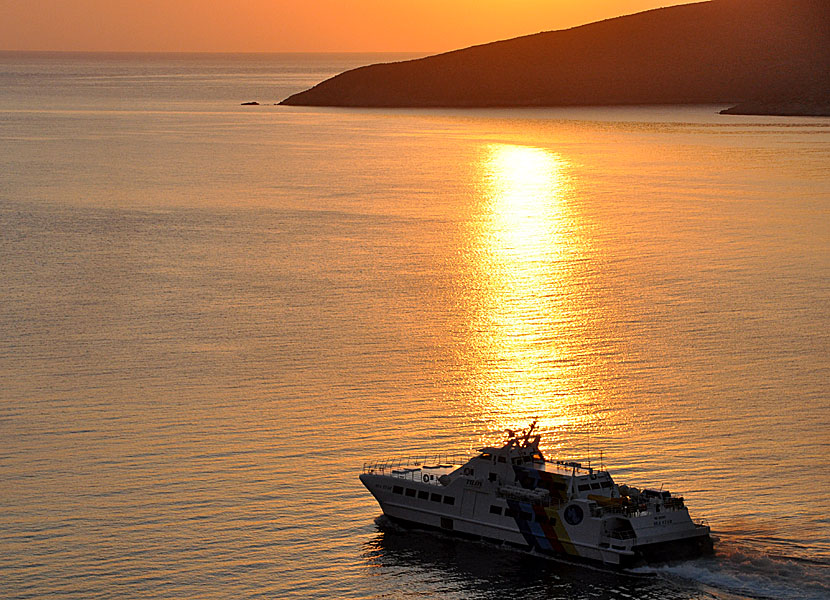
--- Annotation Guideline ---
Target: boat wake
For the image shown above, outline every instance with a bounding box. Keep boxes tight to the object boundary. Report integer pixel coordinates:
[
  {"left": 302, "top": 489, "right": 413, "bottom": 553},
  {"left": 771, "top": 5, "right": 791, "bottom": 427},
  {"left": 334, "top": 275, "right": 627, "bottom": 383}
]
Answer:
[{"left": 634, "top": 539, "right": 830, "bottom": 600}]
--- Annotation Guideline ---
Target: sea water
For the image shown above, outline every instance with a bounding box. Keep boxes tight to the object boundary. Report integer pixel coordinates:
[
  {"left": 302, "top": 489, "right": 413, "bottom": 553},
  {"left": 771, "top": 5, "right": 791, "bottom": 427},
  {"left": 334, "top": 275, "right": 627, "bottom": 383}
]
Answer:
[{"left": 0, "top": 52, "right": 828, "bottom": 599}]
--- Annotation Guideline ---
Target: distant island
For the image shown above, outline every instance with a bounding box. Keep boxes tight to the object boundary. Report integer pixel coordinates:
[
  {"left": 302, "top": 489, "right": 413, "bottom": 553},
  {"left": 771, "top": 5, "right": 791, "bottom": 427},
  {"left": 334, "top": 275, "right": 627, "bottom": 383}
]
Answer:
[
  {"left": 720, "top": 100, "right": 830, "bottom": 117},
  {"left": 281, "top": 0, "right": 829, "bottom": 115}
]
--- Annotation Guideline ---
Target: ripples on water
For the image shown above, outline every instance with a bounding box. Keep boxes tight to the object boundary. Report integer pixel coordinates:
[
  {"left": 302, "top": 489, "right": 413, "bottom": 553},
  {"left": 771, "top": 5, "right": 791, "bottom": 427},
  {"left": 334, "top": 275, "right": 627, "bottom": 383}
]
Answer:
[{"left": 0, "top": 53, "right": 828, "bottom": 599}]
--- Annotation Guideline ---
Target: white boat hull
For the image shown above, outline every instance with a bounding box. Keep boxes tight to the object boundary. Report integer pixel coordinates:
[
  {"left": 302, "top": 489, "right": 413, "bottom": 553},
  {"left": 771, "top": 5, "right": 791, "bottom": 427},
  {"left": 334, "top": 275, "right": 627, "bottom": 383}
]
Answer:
[{"left": 361, "top": 461, "right": 711, "bottom": 567}]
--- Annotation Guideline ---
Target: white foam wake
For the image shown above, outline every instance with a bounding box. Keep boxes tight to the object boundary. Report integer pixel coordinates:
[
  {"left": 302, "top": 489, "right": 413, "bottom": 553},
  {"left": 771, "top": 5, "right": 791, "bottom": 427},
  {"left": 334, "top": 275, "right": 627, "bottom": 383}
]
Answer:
[{"left": 635, "top": 545, "right": 829, "bottom": 600}]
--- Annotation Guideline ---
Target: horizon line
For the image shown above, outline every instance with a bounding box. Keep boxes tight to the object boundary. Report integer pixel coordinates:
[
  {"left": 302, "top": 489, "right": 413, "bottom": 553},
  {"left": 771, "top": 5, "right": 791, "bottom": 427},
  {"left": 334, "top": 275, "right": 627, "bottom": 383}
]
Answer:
[{"left": 0, "top": 49, "right": 434, "bottom": 56}]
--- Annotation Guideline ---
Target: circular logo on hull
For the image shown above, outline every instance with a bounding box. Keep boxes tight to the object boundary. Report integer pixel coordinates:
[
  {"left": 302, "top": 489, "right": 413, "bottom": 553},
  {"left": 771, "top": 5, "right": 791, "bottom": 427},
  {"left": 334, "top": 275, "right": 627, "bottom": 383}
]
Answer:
[{"left": 564, "top": 504, "right": 584, "bottom": 526}]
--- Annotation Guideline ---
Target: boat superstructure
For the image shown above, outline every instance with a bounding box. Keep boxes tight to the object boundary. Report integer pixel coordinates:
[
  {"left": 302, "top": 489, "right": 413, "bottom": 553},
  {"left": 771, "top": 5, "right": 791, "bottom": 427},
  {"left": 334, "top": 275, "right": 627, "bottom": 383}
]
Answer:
[{"left": 359, "top": 422, "right": 712, "bottom": 567}]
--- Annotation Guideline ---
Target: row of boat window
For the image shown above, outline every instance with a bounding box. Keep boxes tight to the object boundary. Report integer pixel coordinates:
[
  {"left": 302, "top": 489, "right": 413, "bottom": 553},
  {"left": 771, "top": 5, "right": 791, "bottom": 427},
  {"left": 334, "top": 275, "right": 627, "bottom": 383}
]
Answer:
[
  {"left": 577, "top": 481, "right": 613, "bottom": 492},
  {"left": 488, "top": 504, "right": 556, "bottom": 525},
  {"left": 392, "top": 485, "right": 456, "bottom": 505},
  {"left": 389, "top": 484, "right": 555, "bottom": 524}
]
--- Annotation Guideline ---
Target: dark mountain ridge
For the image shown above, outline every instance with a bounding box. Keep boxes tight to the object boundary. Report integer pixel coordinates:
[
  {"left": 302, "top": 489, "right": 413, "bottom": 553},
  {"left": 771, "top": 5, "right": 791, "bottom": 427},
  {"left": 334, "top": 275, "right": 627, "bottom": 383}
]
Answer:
[{"left": 280, "top": 0, "right": 829, "bottom": 110}]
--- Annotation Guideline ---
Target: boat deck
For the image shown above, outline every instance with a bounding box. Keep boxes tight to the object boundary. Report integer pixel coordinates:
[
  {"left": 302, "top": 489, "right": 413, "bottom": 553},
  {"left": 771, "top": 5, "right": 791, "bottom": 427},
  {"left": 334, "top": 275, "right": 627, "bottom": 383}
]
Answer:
[{"left": 363, "top": 456, "right": 464, "bottom": 485}]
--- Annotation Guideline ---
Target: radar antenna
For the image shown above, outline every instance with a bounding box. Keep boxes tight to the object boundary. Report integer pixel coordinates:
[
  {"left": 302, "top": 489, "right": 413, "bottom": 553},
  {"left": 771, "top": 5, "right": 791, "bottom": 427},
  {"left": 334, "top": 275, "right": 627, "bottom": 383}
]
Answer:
[{"left": 522, "top": 420, "right": 538, "bottom": 446}]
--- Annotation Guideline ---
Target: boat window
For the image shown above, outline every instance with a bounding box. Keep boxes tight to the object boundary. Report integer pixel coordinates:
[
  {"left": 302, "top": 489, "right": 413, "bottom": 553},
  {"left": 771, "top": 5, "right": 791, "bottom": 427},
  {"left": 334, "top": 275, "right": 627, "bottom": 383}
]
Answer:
[
  {"left": 489, "top": 472, "right": 497, "bottom": 482},
  {"left": 430, "top": 493, "right": 442, "bottom": 503},
  {"left": 442, "top": 496, "right": 455, "bottom": 505},
  {"left": 578, "top": 484, "right": 591, "bottom": 492},
  {"left": 600, "top": 481, "right": 612, "bottom": 488},
  {"left": 392, "top": 485, "right": 403, "bottom": 495},
  {"left": 405, "top": 488, "right": 416, "bottom": 497},
  {"left": 591, "top": 483, "right": 602, "bottom": 490},
  {"left": 504, "top": 508, "right": 516, "bottom": 518},
  {"left": 418, "top": 490, "right": 429, "bottom": 500},
  {"left": 489, "top": 505, "right": 502, "bottom": 515}
]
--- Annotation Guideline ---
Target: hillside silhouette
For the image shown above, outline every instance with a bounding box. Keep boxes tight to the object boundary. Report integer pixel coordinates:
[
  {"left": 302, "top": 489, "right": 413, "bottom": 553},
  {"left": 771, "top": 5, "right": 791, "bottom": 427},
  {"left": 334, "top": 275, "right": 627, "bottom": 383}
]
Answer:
[{"left": 280, "top": 0, "right": 829, "bottom": 110}]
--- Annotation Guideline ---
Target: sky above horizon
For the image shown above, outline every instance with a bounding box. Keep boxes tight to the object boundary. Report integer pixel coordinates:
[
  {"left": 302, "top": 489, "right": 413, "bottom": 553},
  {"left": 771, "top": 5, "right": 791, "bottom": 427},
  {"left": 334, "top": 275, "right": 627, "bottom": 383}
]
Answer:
[{"left": 0, "top": 1, "right": 702, "bottom": 53}]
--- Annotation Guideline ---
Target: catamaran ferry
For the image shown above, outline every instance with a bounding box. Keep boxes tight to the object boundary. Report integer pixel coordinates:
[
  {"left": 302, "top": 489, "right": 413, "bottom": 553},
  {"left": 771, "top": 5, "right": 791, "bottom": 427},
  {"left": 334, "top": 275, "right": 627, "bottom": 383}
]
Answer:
[{"left": 360, "top": 423, "right": 712, "bottom": 568}]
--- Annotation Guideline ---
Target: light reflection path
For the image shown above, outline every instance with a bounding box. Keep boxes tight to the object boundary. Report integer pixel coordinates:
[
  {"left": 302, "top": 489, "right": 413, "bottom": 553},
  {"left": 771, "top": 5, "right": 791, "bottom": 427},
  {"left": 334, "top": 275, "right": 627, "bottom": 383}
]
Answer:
[{"left": 468, "top": 143, "right": 591, "bottom": 448}]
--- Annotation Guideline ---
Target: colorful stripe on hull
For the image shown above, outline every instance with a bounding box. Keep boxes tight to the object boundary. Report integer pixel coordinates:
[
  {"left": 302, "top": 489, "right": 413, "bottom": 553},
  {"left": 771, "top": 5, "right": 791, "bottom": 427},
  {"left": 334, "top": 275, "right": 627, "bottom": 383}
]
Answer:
[{"left": 506, "top": 499, "right": 578, "bottom": 558}]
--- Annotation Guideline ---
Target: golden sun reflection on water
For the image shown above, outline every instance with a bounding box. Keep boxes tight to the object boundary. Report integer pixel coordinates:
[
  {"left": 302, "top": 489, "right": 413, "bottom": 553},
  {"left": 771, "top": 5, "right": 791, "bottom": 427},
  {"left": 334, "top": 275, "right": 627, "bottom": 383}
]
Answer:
[{"left": 467, "top": 143, "right": 593, "bottom": 450}]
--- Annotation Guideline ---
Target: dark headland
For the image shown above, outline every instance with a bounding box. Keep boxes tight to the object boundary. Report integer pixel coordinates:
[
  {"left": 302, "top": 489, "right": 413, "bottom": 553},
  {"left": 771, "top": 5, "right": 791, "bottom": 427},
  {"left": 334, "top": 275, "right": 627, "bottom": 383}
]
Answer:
[{"left": 281, "top": 0, "right": 829, "bottom": 115}]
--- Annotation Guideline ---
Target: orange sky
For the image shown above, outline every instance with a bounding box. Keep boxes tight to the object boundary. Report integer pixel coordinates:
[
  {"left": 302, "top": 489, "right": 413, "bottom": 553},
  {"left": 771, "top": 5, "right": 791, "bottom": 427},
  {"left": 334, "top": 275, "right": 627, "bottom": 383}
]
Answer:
[{"left": 0, "top": 1, "right": 702, "bottom": 53}]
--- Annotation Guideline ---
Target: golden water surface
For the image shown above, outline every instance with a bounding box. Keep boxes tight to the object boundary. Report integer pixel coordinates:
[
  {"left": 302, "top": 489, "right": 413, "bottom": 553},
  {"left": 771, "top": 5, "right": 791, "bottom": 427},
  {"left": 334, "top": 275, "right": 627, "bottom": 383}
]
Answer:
[{"left": 1, "top": 54, "right": 828, "bottom": 600}]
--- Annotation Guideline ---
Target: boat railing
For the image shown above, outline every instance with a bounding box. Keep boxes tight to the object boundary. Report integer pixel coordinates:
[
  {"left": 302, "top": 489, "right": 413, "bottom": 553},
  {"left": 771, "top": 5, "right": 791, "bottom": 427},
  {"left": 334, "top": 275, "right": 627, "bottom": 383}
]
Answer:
[
  {"left": 362, "top": 454, "right": 468, "bottom": 476},
  {"left": 497, "top": 486, "right": 561, "bottom": 507},
  {"left": 553, "top": 459, "right": 601, "bottom": 475},
  {"left": 593, "top": 504, "right": 653, "bottom": 518},
  {"left": 607, "top": 529, "right": 637, "bottom": 540}
]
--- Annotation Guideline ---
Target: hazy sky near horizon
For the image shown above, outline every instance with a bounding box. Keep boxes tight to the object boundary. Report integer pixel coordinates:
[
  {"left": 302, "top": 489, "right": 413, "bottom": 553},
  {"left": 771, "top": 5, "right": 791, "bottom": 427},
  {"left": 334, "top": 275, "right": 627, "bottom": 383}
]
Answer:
[{"left": 0, "top": 1, "right": 702, "bottom": 53}]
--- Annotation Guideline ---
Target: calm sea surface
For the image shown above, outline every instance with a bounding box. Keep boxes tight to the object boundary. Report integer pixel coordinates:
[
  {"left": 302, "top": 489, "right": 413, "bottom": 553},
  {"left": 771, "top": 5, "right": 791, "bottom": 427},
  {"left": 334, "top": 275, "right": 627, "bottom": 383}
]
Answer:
[{"left": 0, "top": 52, "right": 828, "bottom": 600}]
